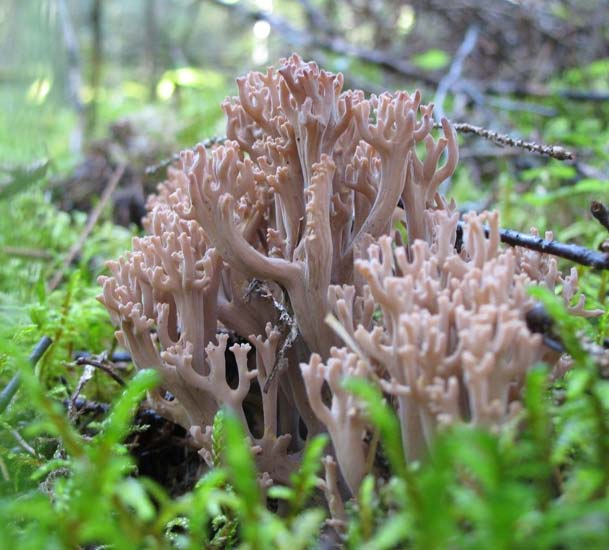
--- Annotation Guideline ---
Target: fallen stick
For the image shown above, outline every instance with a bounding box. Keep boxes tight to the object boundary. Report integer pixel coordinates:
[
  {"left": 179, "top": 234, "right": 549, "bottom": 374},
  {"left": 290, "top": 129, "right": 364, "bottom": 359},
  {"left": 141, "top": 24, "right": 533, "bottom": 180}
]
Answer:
[
  {"left": 75, "top": 356, "right": 126, "bottom": 387},
  {"left": 591, "top": 201, "right": 609, "bottom": 233},
  {"left": 439, "top": 122, "right": 575, "bottom": 161},
  {"left": 145, "top": 136, "right": 226, "bottom": 179},
  {"left": 49, "top": 164, "right": 125, "bottom": 291},
  {"left": 147, "top": 119, "right": 575, "bottom": 181},
  {"left": 1, "top": 246, "right": 54, "bottom": 260},
  {"left": 0, "top": 336, "right": 53, "bottom": 414},
  {"left": 456, "top": 221, "right": 609, "bottom": 270}
]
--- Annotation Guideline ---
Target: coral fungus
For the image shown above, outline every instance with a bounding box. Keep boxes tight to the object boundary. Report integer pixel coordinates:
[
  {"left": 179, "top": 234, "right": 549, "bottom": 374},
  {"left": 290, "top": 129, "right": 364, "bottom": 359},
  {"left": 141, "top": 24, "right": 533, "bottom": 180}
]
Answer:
[{"left": 99, "top": 54, "right": 594, "bottom": 497}]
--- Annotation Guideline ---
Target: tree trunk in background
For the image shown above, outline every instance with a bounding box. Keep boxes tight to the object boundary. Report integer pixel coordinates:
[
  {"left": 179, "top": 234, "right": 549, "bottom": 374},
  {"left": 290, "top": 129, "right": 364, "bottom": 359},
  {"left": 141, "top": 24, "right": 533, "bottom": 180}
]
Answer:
[
  {"left": 87, "top": 0, "right": 103, "bottom": 137},
  {"left": 56, "top": 0, "right": 86, "bottom": 155},
  {"left": 145, "top": 0, "right": 159, "bottom": 101}
]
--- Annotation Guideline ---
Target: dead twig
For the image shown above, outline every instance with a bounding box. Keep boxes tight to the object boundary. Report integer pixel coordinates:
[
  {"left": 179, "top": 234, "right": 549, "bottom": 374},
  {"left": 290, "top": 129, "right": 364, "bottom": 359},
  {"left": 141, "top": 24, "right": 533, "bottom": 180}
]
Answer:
[
  {"left": 0, "top": 246, "right": 54, "bottom": 260},
  {"left": 591, "top": 201, "right": 609, "bottom": 233},
  {"left": 74, "top": 350, "right": 132, "bottom": 364},
  {"left": 68, "top": 364, "right": 96, "bottom": 422},
  {"left": 244, "top": 279, "right": 298, "bottom": 393},
  {"left": 0, "top": 336, "right": 53, "bottom": 415},
  {"left": 145, "top": 136, "right": 226, "bottom": 180},
  {"left": 75, "top": 355, "right": 126, "bottom": 387},
  {"left": 456, "top": 221, "right": 609, "bottom": 270},
  {"left": 434, "top": 24, "right": 480, "bottom": 123},
  {"left": 154, "top": 118, "right": 574, "bottom": 184},
  {"left": 49, "top": 164, "right": 125, "bottom": 292},
  {"left": 10, "top": 428, "right": 40, "bottom": 458},
  {"left": 441, "top": 122, "right": 574, "bottom": 161}
]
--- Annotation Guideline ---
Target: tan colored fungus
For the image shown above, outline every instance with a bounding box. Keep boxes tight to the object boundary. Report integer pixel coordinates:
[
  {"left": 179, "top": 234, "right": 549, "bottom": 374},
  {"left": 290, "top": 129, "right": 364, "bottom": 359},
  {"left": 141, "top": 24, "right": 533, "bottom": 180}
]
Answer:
[{"left": 99, "top": 54, "right": 597, "bottom": 498}]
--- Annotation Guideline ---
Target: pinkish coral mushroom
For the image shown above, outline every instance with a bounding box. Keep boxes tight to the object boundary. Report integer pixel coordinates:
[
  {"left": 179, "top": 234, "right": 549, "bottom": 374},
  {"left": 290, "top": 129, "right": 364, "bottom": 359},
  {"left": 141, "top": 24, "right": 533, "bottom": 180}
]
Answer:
[{"left": 99, "top": 54, "right": 593, "bottom": 497}]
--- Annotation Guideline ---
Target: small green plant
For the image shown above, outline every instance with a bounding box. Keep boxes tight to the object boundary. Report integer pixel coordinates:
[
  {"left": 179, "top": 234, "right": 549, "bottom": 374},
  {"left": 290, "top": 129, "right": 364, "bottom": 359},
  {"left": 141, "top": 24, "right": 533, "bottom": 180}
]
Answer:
[{"left": 1, "top": 369, "right": 328, "bottom": 549}]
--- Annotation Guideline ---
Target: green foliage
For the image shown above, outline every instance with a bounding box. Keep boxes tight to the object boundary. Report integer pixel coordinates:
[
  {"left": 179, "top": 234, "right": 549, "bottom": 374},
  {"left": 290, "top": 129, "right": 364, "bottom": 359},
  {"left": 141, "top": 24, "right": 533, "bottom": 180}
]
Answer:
[
  {"left": 2, "top": 387, "right": 328, "bottom": 548},
  {"left": 0, "top": 181, "right": 133, "bottom": 412},
  {"left": 218, "top": 411, "right": 326, "bottom": 549},
  {"left": 0, "top": 186, "right": 132, "bottom": 292},
  {"left": 343, "top": 378, "right": 407, "bottom": 479},
  {"left": 1, "top": 369, "right": 170, "bottom": 548},
  {"left": 0, "top": 173, "right": 134, "bottom": 495},
  {"left": 412, "top": 48, "right": 450, "bottom": 71},
  {"left": 268, "top": 433, "right": 328, "bottom": 521}
]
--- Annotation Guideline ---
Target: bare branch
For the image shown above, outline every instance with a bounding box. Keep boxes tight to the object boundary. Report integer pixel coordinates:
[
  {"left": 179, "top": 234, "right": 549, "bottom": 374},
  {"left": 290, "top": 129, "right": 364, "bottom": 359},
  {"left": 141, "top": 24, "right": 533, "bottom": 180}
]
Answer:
[
  {"left": 591, "top": 201, "right": 609, "bottom": 233},
  {"left": 243, "top": 279, "right": 298, "bottom": 394},
  {"left": 56, "top": 0, "right": 86, "bottom": 153},
  {"left": 434, "top": 25, "right": 480, "bottom": 123},
  {"left": 69, "top": 364, "right": 96, "bottom": 421},
  {"left": 442, "top": 122, "right": 575, "bottom": 161},
  {"left": 145, "top": 136, "right": 226, "bottom": 180},
  {"left": 75, "top": 356, "right": 126, "bottom": 387},
  {"left": 0, "top": 247, "right": 54, "bottom": 260},
  {"left": 457, "top": 221, "right": 609, "bottom": 270},
  {"left": 49, "top": 164, "right": 125, "bottom": 291}
]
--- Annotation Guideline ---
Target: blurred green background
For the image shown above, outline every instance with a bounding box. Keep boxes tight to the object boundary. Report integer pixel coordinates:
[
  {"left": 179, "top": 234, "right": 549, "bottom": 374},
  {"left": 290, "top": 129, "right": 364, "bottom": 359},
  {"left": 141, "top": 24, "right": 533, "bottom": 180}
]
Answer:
[{"left": 4, "top": 0, "right": 607, "bottom": 168}]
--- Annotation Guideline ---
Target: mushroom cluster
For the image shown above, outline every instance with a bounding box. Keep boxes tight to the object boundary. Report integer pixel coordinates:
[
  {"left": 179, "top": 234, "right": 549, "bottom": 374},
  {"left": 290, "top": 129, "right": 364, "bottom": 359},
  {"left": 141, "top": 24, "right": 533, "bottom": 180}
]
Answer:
[{"left": 99, "top": 54, "right": 593, "bottom": 497}]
